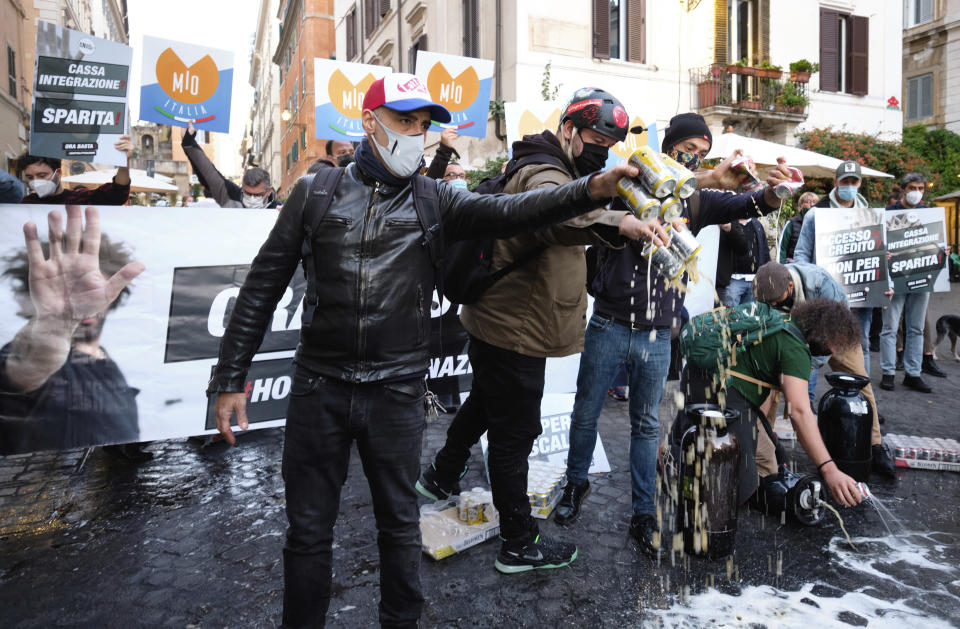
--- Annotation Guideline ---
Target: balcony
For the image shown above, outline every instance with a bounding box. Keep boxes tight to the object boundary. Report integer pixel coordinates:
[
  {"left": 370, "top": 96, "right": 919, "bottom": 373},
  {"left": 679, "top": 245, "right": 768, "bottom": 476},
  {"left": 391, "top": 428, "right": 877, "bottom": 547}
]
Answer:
[{"left": 691, "top": 64, "right": 809, "bottom": 138}]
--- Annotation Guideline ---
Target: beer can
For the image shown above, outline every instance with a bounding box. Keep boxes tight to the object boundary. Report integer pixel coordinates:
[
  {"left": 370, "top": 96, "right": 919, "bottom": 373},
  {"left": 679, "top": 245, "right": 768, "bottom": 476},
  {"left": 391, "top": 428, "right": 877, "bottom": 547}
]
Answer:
[
  {"left": 894, "top": 446, "right": 906, "bottom": 458},
  {"left": 617, "top": 177, "right": 662, "bottom": 222},
  {"left": 458, "top": 492, "right": 473, "bottom": 522},
  {"left": 906, "top": 446, "right": 917, "bottom": 459},
  {"left": 629, "top": 146, "right": 677, "bottom": 198},
  {"left": 919, "top": 448, "right": 931, "bottom": 461},
  {"left": 666, "top": 225, "right": 702, "bottom": 262},
  {"left": 946, "top": 451, "right": 958, "bottom": 463},
  {"left": 660, "top": 196, "right": 683, "bottom": 222},
  {"left": 660, "top": 153, "right": 699, "bottom": 199},
  {"left": 855, "top": 482, "right": 872, "bottom": 501},
  {"left": 774, "top": 167, "right": 805, "bottom": 199},
  {"left": 730, "top": 155, "right": 763, "bottom": 192},
  {"left": 642, "top": 242, "right": 685, "bottom": 280}
]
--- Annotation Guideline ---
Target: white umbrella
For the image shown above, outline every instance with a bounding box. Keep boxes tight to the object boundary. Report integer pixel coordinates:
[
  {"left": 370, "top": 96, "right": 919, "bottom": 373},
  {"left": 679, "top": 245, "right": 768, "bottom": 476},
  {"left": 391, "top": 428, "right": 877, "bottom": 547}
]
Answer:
[
  {"left": 706, "top": 132, "right": 892, "bottom": 179},
  {"left": 62, "top": 168, "right": 178, "bottom": 193}
]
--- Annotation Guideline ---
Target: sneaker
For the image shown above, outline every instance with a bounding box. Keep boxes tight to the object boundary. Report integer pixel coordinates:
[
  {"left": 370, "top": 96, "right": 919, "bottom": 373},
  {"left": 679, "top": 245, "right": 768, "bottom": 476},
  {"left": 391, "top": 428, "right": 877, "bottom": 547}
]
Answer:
[
  {"left": 871, "top": 443, "right": 897, "bottom": 479},
  {"left": 607, "top": 386, "right": 628, "bottom": 401},
  {"left": 553, "top": 479, "right": 590, "bottom": 526},
  {"left": 629, "top": 514, "right": 663, "bottom": 559},
  {"left": 415, "top": 463, "right": 466, "bottom": 501},
  {"left": 879, "top": 374, "right": 895, "bottom": 391},
  {"left": 895, "top": 351, "right": 904, "bottom": 371},
  {"left": 494, "top": 533, "right": 578, "bottom": 574},
  {"left": 922, "top": 355, "right": 947, "bottom": 378},
  {"left": 903, "top": 374, "right": 932, "bottom": 393}
]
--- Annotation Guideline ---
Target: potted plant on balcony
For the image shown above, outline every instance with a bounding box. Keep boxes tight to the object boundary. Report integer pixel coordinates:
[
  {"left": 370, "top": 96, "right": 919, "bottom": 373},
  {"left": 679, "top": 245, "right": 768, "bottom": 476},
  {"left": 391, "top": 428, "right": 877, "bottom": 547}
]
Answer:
[
  {"left": 775, "top": 82, "right": 809, "bottom": 114},
  {"left": 697, "top": 65, "right": 724, "bottom": 108},
  {"left": 788, "top": 59, "right": 819, "bottom": 83},
  {"left": 727, "top": 58, "right": 757, "bottom": 77},
  {"left": 736, "top": 93, "right": 762, "bottom": 110},
  {"left": 755, "top": 60, "right": 782, "bottom": 80}
]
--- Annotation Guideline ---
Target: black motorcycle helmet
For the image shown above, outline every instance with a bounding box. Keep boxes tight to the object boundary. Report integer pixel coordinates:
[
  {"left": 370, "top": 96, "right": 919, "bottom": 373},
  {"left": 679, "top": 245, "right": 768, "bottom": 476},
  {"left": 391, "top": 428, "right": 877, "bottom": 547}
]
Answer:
[{"left": 559, "top": 88, "right": 629, "bottom": 143}]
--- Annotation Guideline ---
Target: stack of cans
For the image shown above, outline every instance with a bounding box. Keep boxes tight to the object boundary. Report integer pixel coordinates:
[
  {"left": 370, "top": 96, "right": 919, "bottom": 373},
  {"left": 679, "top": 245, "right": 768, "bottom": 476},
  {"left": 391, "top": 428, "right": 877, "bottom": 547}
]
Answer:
[
  {"left": 457, "top": 487, "right": 496, "bottom": 525},
  {"left": 884, "top": 433, "right": 960, "bottom": 470},
  {"left": 526, "top": 460, "right": 567, "bottom": 513}
]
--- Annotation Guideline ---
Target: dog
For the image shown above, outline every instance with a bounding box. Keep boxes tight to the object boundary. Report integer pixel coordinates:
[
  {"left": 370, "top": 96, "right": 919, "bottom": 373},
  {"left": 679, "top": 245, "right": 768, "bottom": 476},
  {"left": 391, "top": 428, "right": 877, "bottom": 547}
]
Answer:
[{"left": 932, "top": 314, "right": 960, "bottom": 362}]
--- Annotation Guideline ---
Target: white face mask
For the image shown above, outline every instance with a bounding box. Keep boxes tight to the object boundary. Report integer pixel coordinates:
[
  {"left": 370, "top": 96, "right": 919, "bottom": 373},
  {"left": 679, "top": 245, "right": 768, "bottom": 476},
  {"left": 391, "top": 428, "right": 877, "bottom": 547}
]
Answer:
[
  {"left": 371, "top": 110, "right": 425, "bottom": 178},
  {"left": 905, "top": 190, "right": 923, "bottom": 206},
  {"left": 242, "top": 193, "right": 267, "bottom": 209},
  {"left": 28, "top": 175, "right": 59, "bottom": 198}
]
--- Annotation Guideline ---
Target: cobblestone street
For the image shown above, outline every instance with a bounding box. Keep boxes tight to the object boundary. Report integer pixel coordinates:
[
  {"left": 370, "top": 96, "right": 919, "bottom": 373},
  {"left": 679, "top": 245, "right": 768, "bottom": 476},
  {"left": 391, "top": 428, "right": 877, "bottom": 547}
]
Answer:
[{"left": 2, "top": 294, "right": 959, "bottom": 628}]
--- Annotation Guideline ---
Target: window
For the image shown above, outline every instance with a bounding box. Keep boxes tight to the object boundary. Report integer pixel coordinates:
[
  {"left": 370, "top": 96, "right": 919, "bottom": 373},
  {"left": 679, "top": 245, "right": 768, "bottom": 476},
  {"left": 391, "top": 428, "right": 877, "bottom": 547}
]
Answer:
[
  {"left": 292, "top": 80, "right": 298, "bottom": 111},
  {"left": 409, "top": 34, "right": 427, "bottom": 73},
  {"left": 463, "top": 0, "right": 479, "bottom": 57},
  {"left": 592, "top": 0, "right": 645, "bottom": 63},
  {"left": 292, "top": 141, "right": 299, "bottom": 163},
  {"left": 300, "top": 127, "right": 307, "bottom": 151},
  {"left": 365, "top": 0, "right": 389, "bottom": 37},
  {"left": 7, "top": 45, "right": 15, "bottom": 98},
  {"left": 819, "top": 9, "right": 868, "bottom": 95},
  {"left": 906, "top": 73, "right": 933, "bottom": 121},
  {"left": 300, "top": 58, "right": 306, "bottom": 99},
  {"left": 904, "top": 0, "right": 933, "bottom": 28},
  {"left": 346, "top": 7, "right": 358, "bottom": 59}
]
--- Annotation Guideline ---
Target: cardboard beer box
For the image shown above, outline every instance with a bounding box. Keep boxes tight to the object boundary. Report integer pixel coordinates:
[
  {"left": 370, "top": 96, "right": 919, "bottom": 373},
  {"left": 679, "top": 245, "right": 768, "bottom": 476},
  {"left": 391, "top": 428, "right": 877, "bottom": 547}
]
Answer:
[{"left": 420, "top": 504, "right": 499, "bottom": 561}]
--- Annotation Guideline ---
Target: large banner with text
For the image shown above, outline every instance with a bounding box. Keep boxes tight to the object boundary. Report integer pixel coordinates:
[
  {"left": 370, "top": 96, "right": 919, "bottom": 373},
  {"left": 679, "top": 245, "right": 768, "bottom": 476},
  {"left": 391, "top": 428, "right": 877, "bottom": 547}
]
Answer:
[
  {"left": 415, "top": 51, "right": 494, "bottom": 138},
  {"left": 884, "top": 206, "right": 950, "bottom": 293},
  {"left": 814, "top": 207, "right": 888, "bottom": 307}
]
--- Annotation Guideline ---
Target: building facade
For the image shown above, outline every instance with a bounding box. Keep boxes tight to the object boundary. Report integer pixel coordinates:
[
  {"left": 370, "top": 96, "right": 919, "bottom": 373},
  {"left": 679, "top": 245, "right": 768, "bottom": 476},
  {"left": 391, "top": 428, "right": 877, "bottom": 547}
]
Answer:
[
  {"left": 334, "top": 0, "right": 903, "bottom": 163},
  {"left": 1, "top": 0, "right": 32, "bottom": 172},
  {"left": 129, "top": 122, "right": 216, "bottom": 198},
  {"left": 247, "top": 0, "right": 284, "bottom": 187},
  {"left": 902, "top": 0, "right": 960, "bottom": 133},
  {"left": 272, "top": 0, "right": 336, "bottom": 197}
]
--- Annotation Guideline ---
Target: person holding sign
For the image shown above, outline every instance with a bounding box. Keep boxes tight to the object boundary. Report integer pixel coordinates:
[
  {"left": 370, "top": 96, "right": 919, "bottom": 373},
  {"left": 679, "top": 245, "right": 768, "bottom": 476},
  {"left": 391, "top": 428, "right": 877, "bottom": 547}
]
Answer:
[
  {"left": 18, "top": 136, "right": 134, "bottom": 206},
  {"left": 208, "top": 73, "right": 644, "bottom": 628},
  {"left": 181, "top": 123, "right": 277, "bottom": 209}
]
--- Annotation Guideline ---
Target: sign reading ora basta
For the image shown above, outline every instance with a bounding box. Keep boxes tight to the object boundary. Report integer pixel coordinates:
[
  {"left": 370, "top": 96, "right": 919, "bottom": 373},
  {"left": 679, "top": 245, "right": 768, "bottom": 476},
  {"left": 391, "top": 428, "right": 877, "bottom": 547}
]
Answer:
[
  {"left": 814, "top": 207, "right": 888, "bottom": 307},
  {"left": 30, "top": 21, "right": 132, "bottom": 166}
]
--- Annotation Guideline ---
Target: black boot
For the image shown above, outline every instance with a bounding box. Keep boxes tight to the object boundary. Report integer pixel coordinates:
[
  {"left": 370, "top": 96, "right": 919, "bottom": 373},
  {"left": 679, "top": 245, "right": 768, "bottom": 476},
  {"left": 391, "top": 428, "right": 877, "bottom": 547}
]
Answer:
[
  {"left": 895, "top": 350, "right": 904, "bottom": 371},
  {"left": 553, "top": 479, "right": 590, "bottom": 526},
  {"left": 871, "top": 443, "right": 897, "bottom": 479},
  {"left": 494, "top": 531, "right": 578, "bottom": 574},
  {"left": 879, "top": 374, "right": 895, "bottom": 391},
  {"left": 922, "top": 355, "right": 947, "bottom": 378},
  {"left": 629, "top": 514, "right": 663, "bottom": 559},
  {"left": 903, "top": 374, "right": 932, "bottom": 393}
]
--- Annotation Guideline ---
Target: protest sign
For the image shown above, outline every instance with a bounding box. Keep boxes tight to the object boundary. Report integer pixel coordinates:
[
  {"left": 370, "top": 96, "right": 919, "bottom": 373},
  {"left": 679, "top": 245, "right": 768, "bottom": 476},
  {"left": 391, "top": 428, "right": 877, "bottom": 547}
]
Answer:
[
  {"left": 814, "top": 207, "right": 888, "bottom": 307},
  {"left": 884, "top": 206, "right": 950, "bottom": 293},
  {"left": 503, "top": 101, "right": 561, "bottom": 155},
  {"left": 0, "top": 205, "right": 469, "bottom": 455},
  {"left": 30, "top": 21, "right": 132, "bottom": 166},
  {"left": 313, "top": 59, "right": 391, "bottom": 141},
  {"left": 414, "top": 52, "right": 494, "bottom": 138},
  {"left": 139, "top": 36, "right": 234, "bottom": 133}
]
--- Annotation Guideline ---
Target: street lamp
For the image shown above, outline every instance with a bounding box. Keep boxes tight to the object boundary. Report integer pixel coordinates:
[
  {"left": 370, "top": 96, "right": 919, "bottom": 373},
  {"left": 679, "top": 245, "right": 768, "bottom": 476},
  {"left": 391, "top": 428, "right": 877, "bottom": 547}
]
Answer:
[{"left": 281, "top": 109, "right": 292, "bottom": 122}]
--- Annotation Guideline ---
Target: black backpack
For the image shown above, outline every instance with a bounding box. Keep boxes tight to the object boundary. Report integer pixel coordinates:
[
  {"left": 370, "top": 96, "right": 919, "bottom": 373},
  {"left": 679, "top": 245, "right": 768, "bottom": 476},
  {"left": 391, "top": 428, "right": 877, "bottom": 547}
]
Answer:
[{"left": 441, "top": 152, "right": 570, "bottom": 305}]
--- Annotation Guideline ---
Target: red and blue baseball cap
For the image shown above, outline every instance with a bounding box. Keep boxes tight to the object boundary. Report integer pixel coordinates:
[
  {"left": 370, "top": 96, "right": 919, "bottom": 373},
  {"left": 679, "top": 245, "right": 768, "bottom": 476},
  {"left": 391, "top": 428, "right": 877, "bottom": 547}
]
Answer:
[{"left": 362, "top": 73, "right": 452, "bottom": 123}]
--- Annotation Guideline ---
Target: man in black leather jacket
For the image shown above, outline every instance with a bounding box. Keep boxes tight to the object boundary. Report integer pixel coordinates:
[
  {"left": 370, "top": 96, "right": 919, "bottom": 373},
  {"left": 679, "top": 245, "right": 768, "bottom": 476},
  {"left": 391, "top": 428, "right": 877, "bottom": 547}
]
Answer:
[{"left": 206, "top": 73, "right": 641, "bottom": 629}]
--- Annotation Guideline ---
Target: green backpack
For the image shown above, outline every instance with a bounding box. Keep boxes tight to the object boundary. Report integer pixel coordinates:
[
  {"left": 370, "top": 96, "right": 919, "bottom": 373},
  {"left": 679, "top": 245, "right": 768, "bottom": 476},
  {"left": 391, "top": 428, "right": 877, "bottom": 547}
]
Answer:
[{"left": 679, "top": 301, "right": 804, "bottom": 388}]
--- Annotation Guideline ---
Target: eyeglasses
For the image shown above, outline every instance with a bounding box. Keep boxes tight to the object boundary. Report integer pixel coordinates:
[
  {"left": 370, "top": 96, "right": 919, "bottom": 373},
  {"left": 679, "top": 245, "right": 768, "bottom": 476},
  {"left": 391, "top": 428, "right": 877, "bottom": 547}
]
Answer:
[{"left": 444, "top": 172, "right": 466, "bottom": 180}]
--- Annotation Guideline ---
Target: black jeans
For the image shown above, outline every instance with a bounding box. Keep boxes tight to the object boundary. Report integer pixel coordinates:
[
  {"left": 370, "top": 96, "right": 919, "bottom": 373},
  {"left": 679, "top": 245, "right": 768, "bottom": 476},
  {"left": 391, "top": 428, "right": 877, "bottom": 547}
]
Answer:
[
  {"left": 432, "top": 335, "right": 545, "bottom": 540},
  {"left": 281, "top": 368, "right": 426, "bottom": 629}
]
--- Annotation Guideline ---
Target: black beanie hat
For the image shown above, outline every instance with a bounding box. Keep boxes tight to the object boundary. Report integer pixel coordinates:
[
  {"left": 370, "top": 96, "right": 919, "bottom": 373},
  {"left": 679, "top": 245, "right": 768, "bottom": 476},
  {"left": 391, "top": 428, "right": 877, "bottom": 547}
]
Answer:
[{"left": 662, "top": 113, "right": 712, "bottom": 152}]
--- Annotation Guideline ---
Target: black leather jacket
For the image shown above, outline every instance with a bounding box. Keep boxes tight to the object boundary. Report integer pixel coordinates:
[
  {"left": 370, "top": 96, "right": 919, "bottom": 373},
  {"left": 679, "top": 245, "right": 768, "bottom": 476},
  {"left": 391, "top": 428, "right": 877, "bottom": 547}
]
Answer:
[{"left": 208, "top": 163, "right": 603, "bottom": 391}]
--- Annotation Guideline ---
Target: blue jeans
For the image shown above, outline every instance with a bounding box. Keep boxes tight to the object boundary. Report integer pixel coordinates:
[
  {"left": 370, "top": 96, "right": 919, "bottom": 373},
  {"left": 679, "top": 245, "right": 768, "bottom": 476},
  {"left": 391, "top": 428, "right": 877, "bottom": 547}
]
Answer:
[
  {"left": 566, "top": 314, "right": 671, "bottom": 516},
  {"left": 281, "top": 368, "right": 426, "bottom": 629},
  {"left": 723, "top": 277, "right": 754, "bottom": 307},
  {"left": 881, "top": 292, "right": 931, "bottom": 377},
  {"left": 853, "top": 307, "right": 873, "bottom": 373}
]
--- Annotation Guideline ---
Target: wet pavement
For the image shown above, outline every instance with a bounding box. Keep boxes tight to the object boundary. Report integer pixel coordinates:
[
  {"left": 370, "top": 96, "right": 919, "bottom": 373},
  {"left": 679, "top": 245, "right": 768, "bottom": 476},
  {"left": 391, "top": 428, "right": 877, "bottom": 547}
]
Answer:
[{"left": 1, "top": 292, "right": 959, "bottom": 628}]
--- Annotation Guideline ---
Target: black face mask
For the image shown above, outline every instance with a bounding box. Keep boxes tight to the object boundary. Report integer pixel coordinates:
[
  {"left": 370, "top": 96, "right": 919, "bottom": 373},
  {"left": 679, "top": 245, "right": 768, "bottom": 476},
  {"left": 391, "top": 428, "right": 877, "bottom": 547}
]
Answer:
[
  {"left": 574, "top": 141, "right": 609, "bottom": 175},
  {"left": 807, "top": 339, "right": 832, "bottom": 358},
  {"left": 778, "top": 293, "right": 795, "bottom": 311},
  {"left": 337, "top": 153, "right": 355, "bottom": 167}
]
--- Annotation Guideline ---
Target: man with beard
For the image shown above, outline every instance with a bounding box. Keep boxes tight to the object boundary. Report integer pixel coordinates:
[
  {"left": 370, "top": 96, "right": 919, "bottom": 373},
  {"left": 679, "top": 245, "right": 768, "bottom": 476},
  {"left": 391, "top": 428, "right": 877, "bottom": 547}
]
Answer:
[{"left": 0, "top": 206, "right": 144, "bottom": 455}]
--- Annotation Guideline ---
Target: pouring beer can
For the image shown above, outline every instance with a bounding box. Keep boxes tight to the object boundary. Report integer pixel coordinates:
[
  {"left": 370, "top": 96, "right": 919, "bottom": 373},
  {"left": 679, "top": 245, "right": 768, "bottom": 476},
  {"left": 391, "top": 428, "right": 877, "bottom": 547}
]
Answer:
[
  {"left": 629, "top": 146, "right": 678, "bottom": 198},
  {"left": 642, "top": 241, "right": 685, "bottom": 280},
  {"left": 617, "top": 177, "right": 662, "bottom": 222},
  {"left": 660, "top": 196, "right": 683, "bottom": 222},
  {"left": 666, "top": 225, "right": 702, "bottom": 262},
  {"left": 660, "top": 153, "right": 699, "bottom": 199},
  {"left": 731, "top": 155, "right": 763, "bottom": 192}
]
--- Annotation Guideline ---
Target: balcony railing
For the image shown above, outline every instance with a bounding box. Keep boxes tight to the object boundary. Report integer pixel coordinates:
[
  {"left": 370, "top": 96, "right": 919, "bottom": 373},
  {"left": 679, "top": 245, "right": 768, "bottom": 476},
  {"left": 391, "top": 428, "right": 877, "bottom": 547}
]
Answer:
[{"left": 690, "top": 63, "right": 809, "bottom": 118}]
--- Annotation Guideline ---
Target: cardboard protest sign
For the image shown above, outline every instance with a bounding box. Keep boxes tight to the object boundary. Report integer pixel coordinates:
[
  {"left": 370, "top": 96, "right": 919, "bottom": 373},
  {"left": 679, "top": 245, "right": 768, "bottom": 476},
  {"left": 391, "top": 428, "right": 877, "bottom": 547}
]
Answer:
[
  {"left": 30, "top": 21, "right": 132, "bottom": 166},
  {"left": 314, "top": 59, "right": 391, "bottom": 141},
  {"left": 415, "top": 51, "right": 494, "bottom": 138},
  {"left": 884, "top": 206, "right": 950, "bottom": 293},
  {"left": 139, "top": 36, "right": 234, "bottom": 133},
  {"left": 814, "top": 207, "right": 888, "bottom": 307},
  {"left": 503, "top": 101, "right": 560, "bottom": 156},
  {"left": 0, "top": 205, "right": 471, "bottom": 456}
]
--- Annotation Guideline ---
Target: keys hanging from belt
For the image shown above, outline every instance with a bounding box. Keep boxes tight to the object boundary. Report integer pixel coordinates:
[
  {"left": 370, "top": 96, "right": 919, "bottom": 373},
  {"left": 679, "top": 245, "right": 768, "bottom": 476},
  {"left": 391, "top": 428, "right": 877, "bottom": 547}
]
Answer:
[{"left": 424, "top": 388, "right": 447, "bottom": 422}]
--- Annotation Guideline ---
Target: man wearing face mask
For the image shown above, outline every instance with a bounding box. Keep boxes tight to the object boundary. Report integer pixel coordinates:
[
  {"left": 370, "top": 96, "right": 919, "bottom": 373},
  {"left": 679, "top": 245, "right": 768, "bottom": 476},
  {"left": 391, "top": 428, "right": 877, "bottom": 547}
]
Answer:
[
  {"left": 793, "top": 161, "right": 874, "bottom": 375},
  {"left": 208, "top": 73, "right": 644, "bottom": 628},
  {"left": 19, "top": 135, "right": 135, "bottom": 205},
  {"left": 552, "top": 113, "right": 793, "bottom": 556},
  {"left": 440, "top": 162, "right": 468, "bottom": 190},
  {"left": 752, "top": 262, "right": 896, "bottom": 479},
  {"left": 181, "top": 123, "right": 277, "bottom": 209},
  {"left": 417, "top": 87, "right": 669, "bottom": 574}
]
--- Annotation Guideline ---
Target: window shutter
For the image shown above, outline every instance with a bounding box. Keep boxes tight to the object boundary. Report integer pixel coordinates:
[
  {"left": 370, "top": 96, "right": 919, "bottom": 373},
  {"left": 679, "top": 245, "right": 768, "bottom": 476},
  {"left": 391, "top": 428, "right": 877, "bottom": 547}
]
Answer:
[
  {"left": 758, "top": 0, "right": 770, "bottom": 63},
  {"left": 847, "top": 15, "right": 868, "bottom": 96},
  {"left": 713, "top": 0, "right": 728, "bottom": 64},
  {"left": 819, "top": 9, "right": 840, "bottom": 93},
  {"left": 592, "top": 0, "right": 610, "bottom": 59},
  {"left": 379, "top": 0, "right": 390, "bottom": 17},
  {"left": 346, "top": 9, "right": 357, "bottom": 59},
  {"left": 626, "top": 0, "right": 645, "bottom": 63},
  {"left": 364, "top": 0, "right": 376, "bottom": 36}
]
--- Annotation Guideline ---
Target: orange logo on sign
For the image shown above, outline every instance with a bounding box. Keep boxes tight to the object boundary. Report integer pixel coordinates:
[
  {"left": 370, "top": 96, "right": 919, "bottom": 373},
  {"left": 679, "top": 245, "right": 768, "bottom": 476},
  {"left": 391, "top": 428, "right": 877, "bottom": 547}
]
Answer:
[
  {"left": 156, "top": 48, "right": 219, "bottom": 104},
  {"left": 328, "top": 70, "right": 377, "bottom": 118},
  {"left": 611, "top": 117, "right": 648, "bottom": 160},
  {"left": 517, "top": 108, "right": 560, "bottom": 138},
  {"left": 427, "top": 63, "right": 479, "bottom": 113}
]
